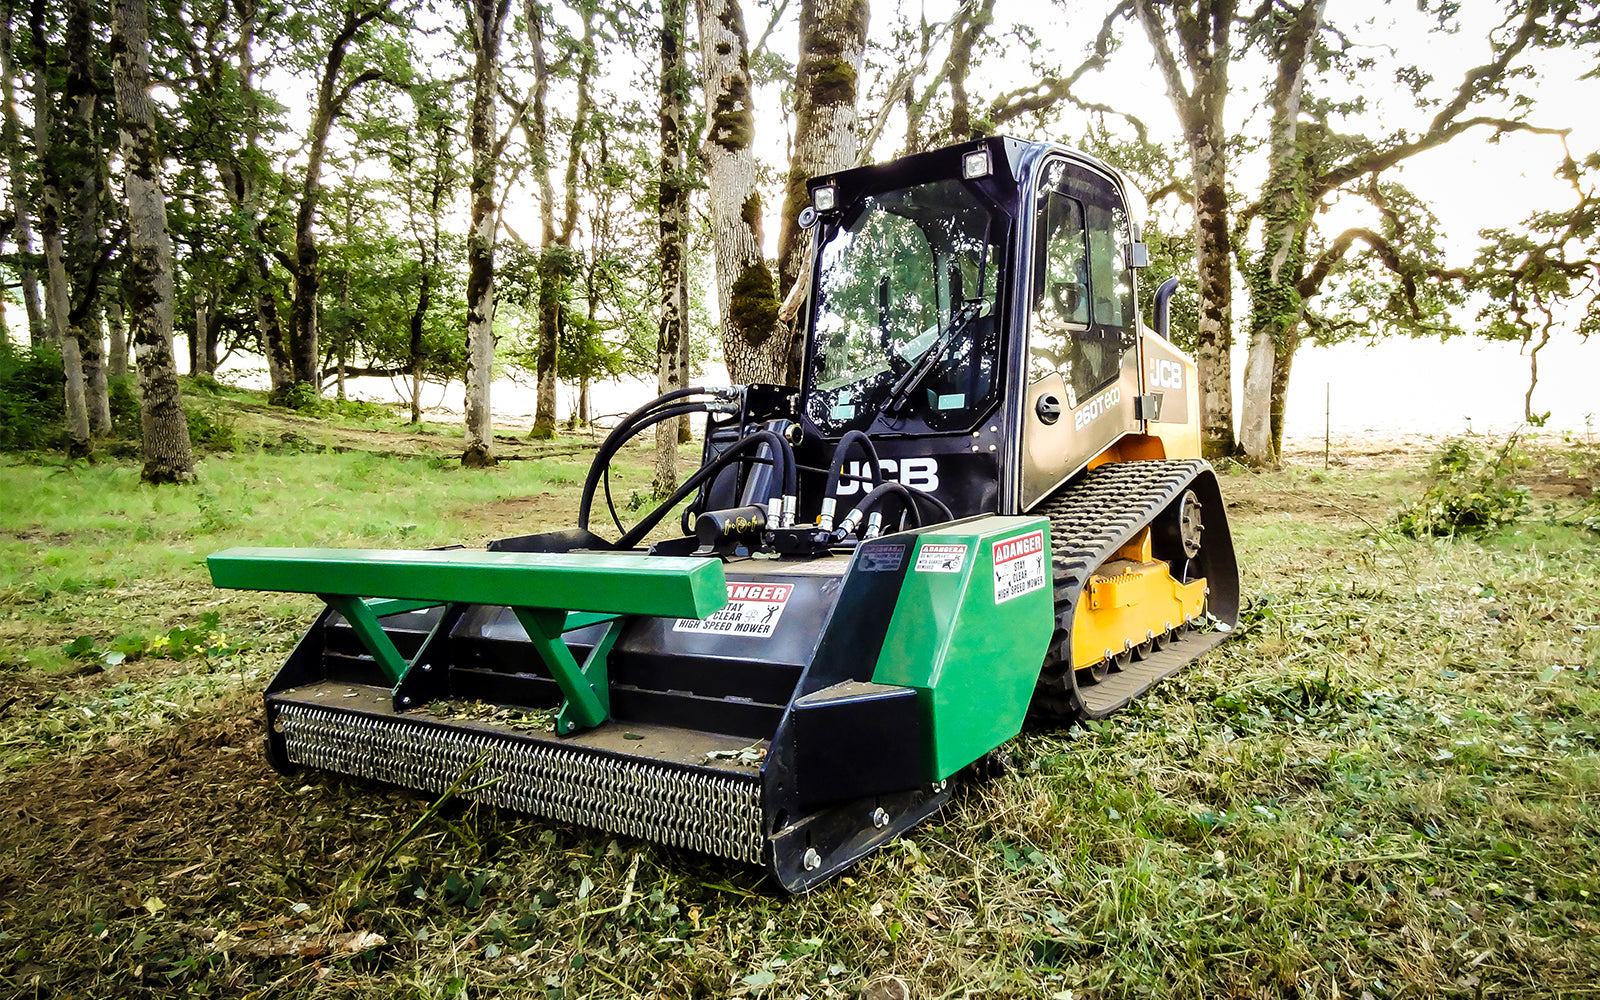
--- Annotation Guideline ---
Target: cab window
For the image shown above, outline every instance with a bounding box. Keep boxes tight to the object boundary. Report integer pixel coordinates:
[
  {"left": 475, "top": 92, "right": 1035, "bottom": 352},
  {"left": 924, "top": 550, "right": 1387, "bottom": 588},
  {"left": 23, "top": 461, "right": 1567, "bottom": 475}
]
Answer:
[{"left": 1027, "top": 162, "right": 1137, "bottom": 407}]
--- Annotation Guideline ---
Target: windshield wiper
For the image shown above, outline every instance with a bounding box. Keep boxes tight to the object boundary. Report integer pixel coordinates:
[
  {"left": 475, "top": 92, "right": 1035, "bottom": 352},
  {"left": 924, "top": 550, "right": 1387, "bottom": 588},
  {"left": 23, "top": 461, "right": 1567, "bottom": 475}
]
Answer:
[{"left": 883, "top": 298, "right": 983, "bottom": 416}]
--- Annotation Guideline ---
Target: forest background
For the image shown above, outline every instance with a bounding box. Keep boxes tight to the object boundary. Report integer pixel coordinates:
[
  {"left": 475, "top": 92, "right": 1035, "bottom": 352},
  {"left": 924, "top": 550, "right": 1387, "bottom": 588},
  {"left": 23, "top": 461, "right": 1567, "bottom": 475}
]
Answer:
[{"left": 2, "top": 0, "right": 1599, "bottom": 484}]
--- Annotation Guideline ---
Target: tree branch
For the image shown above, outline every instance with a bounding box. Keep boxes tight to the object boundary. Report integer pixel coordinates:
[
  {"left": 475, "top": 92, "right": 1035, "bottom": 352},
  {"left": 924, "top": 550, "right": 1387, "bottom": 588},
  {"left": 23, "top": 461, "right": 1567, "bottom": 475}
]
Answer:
[{"left": 986, "top": 1, "right": 1148, "bottom": 142}]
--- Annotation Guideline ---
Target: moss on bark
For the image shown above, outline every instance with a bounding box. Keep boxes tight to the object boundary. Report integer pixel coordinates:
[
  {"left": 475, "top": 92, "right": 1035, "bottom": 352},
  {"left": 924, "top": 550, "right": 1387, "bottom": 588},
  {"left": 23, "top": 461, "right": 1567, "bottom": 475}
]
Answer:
[{"left": 729, "top": 262, "right": 778, "bottom": 341}]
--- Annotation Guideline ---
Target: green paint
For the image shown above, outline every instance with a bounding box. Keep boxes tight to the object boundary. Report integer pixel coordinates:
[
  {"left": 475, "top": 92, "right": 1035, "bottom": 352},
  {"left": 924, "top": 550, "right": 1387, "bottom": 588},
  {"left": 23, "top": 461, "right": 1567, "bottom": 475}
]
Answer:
[
  {"left": 364, "top": 598, "right": 446, "bottom": 618},
  {"left": 320, "top": 594, "right": 413, "bottom": 686},
  {"left": 208, "top": 547, "right": 727, "bottom": 618},
  {"left": 512, "top": 608, "right": 618, "bottom": 733},
  {"left": 210, "top": 547, "right": 729, "bottom": 732},
  {"left": 870, "top": 517, "right": 1055, "bottom": 779}
]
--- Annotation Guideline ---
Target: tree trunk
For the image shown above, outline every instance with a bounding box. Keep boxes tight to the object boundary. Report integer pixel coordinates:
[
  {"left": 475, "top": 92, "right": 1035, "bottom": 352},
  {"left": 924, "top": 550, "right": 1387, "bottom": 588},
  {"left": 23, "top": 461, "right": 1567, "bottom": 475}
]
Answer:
[
  {"left": 80, "top": 323, "right": 110, "bottom": 432},
  {"left": 1239, "top": 0, "right": 1324, "bottom": 466},
  {"left": 462, "top": 0, "right": 509, "bottom": 467},
  {"left": 32, "top": 0, "right": 83, "bottom": 451},
  {"left": 773, "top": 0, "right": 868, "bottom": 385},
  {"left": 253, "top": 252, "right": 292, "bottom": 391},
  {"left": 111, "top": 0, "right": 195, "bottom": 483},
  {"left": 526, "top": 2, "right": 596, "bottom": 439},
  {"left": 697, "top": 0, "right": 784, "bottom": 385},
  {"left": 216, "top": 1, "right": 292, "bottom": 399},
  {"left": 409, "top": 269, "right": 431, "bottom": 424},
  {"left": 192, "top": 283, "right": 209, "bottom": 374},
  {"left": 944, "top": 0, "right": 993, "bottom": 143},
  {"left": 1134, "top": 0, "right": 1238, "bottom": 459},
  {"left": 531, "top": 247, "right": 561, "bottom": 438},
  {"left": 1190, "top": 126, "right": 1233, "bottom": 459},
  {"left": 286, "top": 3, "right": 392, "bottom": 399},
  {"left": 654, "top": 0, "right": 691, "bottom": 493},
  {"left": 677, "top": 307, "right": 692, "bottom": 444},
  {"left": 526, "top": 2, "right": 558, "bottom": 438},
  {"left": 0, "top": 7, "right": 43, "bottom": 343},
  {"left": 63, "top": 0, "right": 109, "bottom": 435},
  {"left": 1268, "top": 335, "right": 1295, "bottom": 458},
  {"left": 106, "top": 276, "right": 128, "bottom": 376}
]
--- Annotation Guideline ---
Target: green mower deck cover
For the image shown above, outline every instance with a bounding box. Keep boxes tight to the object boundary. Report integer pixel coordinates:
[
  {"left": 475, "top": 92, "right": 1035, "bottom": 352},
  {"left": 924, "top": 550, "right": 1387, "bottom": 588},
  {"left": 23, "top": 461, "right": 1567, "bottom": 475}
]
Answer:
[{"left": 870, "top": 516, "right": 1055, "bottom": 779}]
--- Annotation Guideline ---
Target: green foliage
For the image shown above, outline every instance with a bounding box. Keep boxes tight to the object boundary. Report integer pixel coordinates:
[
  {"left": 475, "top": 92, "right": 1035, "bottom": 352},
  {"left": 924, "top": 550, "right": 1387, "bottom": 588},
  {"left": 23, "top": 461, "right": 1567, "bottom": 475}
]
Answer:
[
  {"left": 1394, "top": 435, "right": 1531, "bottom": 537},
  {"left": 107, "top": 375, "right": 140, "bottom": 436},
  {"left": 0, "top": 345, "right": 66, "bottom": 451},
  {"left": 181, "top": 372, "right": 229, "bottom": 396},
  {"left": 186, "top": 403, "right": 239, "bottom": 452},
  {"left": 1547, "top": 439, "right": 1600, "bottom": 534},
  {"left": 278, "top": 381, "right": 323, "bottom": 412},
  {"left": 60, "top": 613, "right": 243, "bottom": 667}
]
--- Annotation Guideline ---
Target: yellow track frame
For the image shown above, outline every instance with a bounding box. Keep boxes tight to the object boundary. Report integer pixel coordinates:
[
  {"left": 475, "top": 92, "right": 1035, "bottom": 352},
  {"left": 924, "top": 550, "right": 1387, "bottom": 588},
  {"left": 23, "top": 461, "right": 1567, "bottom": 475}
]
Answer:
[{"left": 1070, "top": 526, "right": 1206, "bottom": 671}]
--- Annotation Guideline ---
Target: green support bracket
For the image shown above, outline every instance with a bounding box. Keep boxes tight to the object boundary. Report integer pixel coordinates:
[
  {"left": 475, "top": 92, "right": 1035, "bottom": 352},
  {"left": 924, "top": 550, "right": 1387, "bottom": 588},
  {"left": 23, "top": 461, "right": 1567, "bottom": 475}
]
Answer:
[
  {"left": 513, "top": 608, "right": 622, "bottom": 735},
  {"left": 212, "top": 547, "right": 729, "bottom": 734},
  {"left": 364, "top": 598, "right": 446, "bottom": 618},
  {"left": 320, "top": 594, "right": 413, "bottom": 686}
]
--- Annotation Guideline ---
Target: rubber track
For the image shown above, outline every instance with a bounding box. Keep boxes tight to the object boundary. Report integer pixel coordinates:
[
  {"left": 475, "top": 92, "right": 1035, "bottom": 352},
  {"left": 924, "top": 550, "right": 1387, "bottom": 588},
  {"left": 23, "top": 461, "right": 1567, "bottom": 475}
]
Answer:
[{"left": 1030, "top": 459, "right": 1220, "bottom": 721}]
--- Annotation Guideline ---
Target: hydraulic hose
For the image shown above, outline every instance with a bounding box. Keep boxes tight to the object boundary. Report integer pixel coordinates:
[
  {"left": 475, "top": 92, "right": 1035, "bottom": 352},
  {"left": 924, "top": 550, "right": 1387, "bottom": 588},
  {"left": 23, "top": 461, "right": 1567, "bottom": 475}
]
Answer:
[
  {"left": 824, "top": 430, "right": 882, "bottom": 497},
  {"left": 598, "top": 402, "right": 714, "bottom": 533},
  {"left": 615, "top": 429, "right": 794, "bottom": 550},
  {"left": 616, "top": 385, "right": 715, "bottom": 432},
  {"left": 855, "top": 482, "right": 922, "bottom": 529},
  {"left": 578, "top": 401, "right": 715, "bottom": 530},
  {"left": 590, "top": 387, "right": 710, "bottom": 470},
  {"left": 835, "top": 481, "right": 954, "bottom": 539}
]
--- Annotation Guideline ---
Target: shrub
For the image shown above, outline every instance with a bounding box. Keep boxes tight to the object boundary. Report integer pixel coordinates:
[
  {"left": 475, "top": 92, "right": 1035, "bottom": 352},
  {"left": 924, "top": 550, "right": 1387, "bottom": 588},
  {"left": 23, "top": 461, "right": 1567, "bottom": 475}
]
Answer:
[
  {"left": 278, "top": 381, "right": 323, "bottom": 412},
  {"left": 108, "top": 374, "right": 140, "bottom": 436},
  {"left": 186, "top": 402, "right": 238, "bottom": 451},
  {"left": 1394, "top": 434, "right": 1530, "bottom": 537},
  {"left": 0, "top": 345, "right": 66, "bottom": 451}
]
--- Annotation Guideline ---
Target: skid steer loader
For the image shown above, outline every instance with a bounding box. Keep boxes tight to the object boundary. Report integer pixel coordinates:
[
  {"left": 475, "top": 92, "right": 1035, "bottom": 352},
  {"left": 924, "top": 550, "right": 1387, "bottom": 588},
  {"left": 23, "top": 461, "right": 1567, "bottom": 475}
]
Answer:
[{"left": 210, "top": 136, "right": 1239, "bottom": 892}]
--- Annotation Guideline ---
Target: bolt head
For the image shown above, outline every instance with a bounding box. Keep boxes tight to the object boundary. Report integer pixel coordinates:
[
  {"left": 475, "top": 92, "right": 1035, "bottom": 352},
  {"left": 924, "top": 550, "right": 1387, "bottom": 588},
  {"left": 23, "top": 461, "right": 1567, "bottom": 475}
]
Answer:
[
  {"left": 871, "top": 807, "right": 890, "bottom": 829},
  {"left": 803, "top": 847, "right": 821, "bottom": 871}
]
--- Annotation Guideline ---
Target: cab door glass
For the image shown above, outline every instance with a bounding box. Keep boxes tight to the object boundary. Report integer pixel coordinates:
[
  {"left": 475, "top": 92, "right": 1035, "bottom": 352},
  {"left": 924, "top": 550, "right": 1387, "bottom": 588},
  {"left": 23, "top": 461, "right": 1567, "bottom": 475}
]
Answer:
[
  {"left": 1028, "top": 191, "right": 1090, "bottom": 384},
  {"left": 1028, "top": 162, "right": 1137, "bottom": 408}
]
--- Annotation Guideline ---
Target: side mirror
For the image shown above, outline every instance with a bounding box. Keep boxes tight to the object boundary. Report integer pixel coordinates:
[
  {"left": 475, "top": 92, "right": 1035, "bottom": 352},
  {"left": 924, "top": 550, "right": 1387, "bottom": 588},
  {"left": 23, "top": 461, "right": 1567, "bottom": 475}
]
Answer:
[{"left": 1127, "top": 242, "right": 1149, "bottom": 268}]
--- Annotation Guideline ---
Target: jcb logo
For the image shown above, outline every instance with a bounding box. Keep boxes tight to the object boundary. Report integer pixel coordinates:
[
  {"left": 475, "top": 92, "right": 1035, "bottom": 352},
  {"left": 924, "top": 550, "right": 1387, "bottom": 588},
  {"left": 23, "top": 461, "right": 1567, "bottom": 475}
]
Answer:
[
  {"left": 1149, "top": 359, "right": 1183, "bottom": 390},
  {"left": 835, "top": 457, "right": 941, "bottom": 495}
]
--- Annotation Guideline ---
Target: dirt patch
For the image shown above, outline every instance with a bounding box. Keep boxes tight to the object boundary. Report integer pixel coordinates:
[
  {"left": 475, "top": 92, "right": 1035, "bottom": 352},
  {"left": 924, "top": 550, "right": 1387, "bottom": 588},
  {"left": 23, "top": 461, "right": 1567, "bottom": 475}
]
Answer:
[
  {"left": 1280, "top": 429, "right": 1446, "bottom": 469},
  {"left": 225, "top": 402, "right": 608, "bottom": 464}
]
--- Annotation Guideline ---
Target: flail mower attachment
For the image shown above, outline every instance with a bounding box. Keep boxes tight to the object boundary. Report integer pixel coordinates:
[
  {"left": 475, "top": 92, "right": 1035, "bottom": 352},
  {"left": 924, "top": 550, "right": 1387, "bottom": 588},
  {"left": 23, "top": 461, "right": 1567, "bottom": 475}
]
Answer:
[{"left": 210, "top": 513, "right": 1054, "bottom": 892}]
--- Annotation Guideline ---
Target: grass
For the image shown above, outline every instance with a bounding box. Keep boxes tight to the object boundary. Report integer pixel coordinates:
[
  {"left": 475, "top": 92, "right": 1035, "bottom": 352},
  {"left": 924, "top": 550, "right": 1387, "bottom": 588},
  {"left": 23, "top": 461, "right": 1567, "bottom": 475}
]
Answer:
[{"left": 1, "top": 412, "right": 1597, "bottom": 999}]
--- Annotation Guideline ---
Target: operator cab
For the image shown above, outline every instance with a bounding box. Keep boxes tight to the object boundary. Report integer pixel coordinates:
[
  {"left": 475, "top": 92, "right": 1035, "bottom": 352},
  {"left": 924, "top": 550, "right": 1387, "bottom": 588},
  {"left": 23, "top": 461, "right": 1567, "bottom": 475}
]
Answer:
[{"left": 798, "top": 137, "right": 1160, "bottom": 519}]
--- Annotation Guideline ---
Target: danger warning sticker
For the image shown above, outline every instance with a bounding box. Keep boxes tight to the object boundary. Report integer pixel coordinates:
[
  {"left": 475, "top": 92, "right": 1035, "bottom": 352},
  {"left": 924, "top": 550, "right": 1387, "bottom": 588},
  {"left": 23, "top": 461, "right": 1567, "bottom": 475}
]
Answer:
[
  {"left": 673, "top": 581, "right": 793, "bottom": 638},
  {"left": 992, "top": 530, "right": 1046, "bottom": 604},
  {"left": 857, "top": 543, "right": 906, "bottom": 573},
  {"left": 915, "top": 543, "right": 968, "bottom": 573}
]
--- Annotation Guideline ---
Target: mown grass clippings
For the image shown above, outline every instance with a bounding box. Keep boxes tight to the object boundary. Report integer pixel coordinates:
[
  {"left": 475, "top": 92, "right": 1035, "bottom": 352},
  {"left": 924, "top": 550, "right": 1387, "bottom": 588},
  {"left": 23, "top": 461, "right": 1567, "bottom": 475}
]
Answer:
[{"left": 1, "top": 400, "right": 1598, "bottom": 998}]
